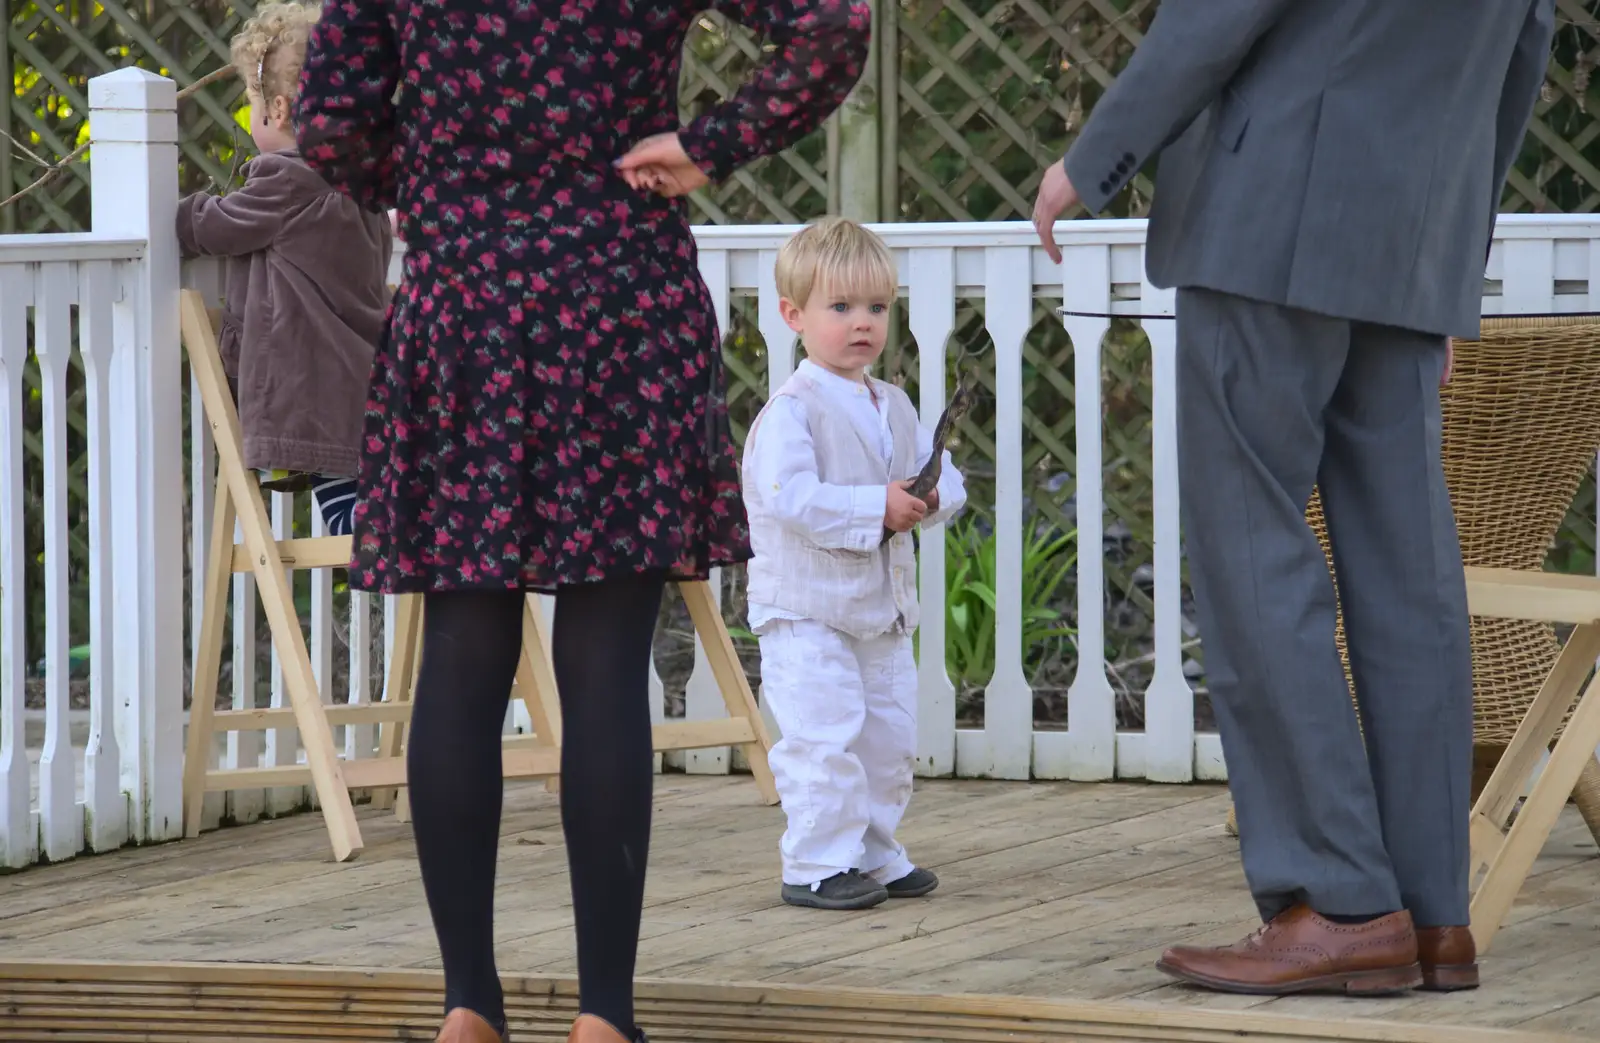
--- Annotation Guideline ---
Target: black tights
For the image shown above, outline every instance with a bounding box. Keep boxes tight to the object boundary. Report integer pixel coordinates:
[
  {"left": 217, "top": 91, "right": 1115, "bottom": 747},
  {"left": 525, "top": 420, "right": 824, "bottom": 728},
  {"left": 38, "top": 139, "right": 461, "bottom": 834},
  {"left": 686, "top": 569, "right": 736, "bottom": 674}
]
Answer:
[{"left": 406, "top": 573, "right": 666, "bottom": 1039}]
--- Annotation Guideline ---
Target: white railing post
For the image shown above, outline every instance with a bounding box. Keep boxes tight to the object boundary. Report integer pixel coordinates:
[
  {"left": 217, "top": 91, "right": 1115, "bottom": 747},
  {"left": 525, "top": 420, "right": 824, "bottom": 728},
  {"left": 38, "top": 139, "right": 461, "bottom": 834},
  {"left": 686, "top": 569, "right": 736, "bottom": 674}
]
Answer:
[{"left": 89, "top": 68, "right": 184, "bottom": 843}]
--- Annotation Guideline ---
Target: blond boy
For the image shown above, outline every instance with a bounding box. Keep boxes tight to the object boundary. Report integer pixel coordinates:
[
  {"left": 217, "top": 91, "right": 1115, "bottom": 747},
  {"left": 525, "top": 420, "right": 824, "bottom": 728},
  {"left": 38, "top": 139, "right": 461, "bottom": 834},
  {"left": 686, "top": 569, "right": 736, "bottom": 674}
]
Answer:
[
  {"left": 743, "top": 217, "right": 967, "bottom": 910},
  {"left": 176, "top": 2, "right": 392, "bottom": 535}
]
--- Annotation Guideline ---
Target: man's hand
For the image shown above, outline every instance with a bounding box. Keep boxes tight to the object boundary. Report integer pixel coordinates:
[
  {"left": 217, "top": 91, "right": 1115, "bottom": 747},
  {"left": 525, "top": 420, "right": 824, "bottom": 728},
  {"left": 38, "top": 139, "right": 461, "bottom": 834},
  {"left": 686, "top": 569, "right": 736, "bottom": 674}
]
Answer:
[
  {"left": 615, "top": 133, "right": 710, "bottom": 198},
  {"left": 1442, "top": 337, "right": 1454, "bottom": 388},
  {"left": 1032, "top": 160, "right": 1080, "bottom": 264},
  {"left": 884, "top": 480, "right": 928, "bottom": 533}
]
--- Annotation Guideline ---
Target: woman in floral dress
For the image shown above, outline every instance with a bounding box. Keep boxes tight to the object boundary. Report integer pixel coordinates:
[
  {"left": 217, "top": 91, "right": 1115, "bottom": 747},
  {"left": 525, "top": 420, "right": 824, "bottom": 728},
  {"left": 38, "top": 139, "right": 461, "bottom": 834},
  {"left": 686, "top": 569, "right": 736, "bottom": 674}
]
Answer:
[{"left": 293, "top": 3, "right": 871, "bottom": 1041}]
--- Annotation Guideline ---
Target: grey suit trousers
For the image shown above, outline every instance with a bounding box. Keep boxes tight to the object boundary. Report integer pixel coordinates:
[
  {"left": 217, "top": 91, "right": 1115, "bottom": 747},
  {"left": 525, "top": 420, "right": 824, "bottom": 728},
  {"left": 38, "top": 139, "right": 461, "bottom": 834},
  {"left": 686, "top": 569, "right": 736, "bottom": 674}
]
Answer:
[{"left": 1176, "top": 287, "right": 1474, "bottom": 928}]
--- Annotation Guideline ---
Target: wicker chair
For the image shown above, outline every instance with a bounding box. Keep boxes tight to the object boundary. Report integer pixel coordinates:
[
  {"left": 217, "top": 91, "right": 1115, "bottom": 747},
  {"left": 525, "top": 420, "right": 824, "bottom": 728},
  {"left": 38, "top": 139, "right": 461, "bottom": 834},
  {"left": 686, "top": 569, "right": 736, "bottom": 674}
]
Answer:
[{"left": 1222, "top": 315, "right": 1600, "bottom": 846}]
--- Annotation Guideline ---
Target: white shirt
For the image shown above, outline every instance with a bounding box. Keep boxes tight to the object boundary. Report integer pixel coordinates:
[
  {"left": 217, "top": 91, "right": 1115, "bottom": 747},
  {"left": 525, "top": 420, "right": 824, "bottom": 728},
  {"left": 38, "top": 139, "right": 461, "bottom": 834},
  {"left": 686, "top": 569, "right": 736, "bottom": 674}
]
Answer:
[{"left": 745, "top": 358, "right": 967, "bottom": 632}]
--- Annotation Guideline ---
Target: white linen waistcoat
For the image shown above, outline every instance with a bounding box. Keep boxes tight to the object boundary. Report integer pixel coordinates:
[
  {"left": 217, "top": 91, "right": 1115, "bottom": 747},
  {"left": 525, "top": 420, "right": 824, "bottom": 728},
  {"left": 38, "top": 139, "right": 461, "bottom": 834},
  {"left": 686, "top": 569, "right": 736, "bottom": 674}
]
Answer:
[{"left": 743, "top": 369, "right": 923, "bottom": 639}]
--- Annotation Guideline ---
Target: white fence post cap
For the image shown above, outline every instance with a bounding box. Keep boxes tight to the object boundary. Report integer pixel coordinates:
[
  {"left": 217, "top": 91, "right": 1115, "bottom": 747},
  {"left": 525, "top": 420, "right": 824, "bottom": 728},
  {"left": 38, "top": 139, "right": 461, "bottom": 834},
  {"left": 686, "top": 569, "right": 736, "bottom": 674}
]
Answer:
[{"left": 88, "top": 67, "right": 177, "bottom": 111}]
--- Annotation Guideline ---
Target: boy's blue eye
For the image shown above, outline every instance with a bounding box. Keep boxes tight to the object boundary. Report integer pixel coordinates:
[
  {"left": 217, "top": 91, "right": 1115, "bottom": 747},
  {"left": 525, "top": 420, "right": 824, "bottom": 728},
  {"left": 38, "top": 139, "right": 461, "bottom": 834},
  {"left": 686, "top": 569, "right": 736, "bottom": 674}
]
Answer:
[
  {"left": 832, "top": 302, "right": 848, "bottom": 312},
  {"left": 871, "top": 303, "right": 886, "bottom": 313}
]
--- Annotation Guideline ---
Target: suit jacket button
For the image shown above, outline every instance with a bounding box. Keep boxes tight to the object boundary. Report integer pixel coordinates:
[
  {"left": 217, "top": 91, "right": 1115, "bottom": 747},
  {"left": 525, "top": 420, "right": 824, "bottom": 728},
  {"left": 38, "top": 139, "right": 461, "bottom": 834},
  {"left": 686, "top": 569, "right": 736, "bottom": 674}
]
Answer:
[
  {"left": 1100, "top": 179, "right": 1112, "bottom": 195},
  {"left": 1122, "top": 151, "right": 1135, "bottom": 165}
]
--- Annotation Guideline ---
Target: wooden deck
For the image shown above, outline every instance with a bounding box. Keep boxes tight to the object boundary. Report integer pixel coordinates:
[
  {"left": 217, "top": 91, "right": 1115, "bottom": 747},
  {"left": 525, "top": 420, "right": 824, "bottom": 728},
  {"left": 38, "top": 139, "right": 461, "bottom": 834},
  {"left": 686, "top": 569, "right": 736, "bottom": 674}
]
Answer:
[{"left": 1, "top": 775, "right": 1597, "bottom": 1041}]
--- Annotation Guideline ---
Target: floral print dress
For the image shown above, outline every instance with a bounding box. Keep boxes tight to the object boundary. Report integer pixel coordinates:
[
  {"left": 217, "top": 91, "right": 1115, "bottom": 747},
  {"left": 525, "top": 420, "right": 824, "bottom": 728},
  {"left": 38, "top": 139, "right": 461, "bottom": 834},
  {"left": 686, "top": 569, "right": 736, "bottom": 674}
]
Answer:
[{"left": 293, "top": 0, "right": 870, "bottom": 594}]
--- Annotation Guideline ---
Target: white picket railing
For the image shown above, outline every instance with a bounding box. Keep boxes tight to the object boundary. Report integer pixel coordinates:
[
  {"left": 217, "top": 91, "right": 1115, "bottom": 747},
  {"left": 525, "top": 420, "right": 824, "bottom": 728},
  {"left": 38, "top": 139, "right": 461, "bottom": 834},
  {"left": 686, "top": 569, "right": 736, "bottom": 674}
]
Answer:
[{"left": 4, "top": 68, "right": 1600, "bottom": 868}]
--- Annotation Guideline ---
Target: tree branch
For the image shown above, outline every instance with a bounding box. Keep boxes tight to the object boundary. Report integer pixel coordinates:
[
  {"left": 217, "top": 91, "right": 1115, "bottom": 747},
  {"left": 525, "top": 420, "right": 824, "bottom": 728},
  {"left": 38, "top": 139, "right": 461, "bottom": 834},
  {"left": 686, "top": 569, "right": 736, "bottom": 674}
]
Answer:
[{"left": 0, "top": 64, "right": 238, "bottom": 212}]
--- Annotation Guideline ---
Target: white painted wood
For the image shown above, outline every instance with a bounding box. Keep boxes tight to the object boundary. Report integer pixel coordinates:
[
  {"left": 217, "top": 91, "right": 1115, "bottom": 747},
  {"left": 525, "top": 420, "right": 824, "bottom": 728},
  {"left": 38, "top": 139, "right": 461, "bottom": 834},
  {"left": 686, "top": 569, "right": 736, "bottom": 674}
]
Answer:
[
  {"left": 955, "top": 246, "right": 1032, "bottom": 780},
  {"left": 682, "top": 252, "right": 732, "bottom": 772},
  {"left": 757, "top": 251, "right": 796, "bottom": 391},
  {"left": 189, "top": 366, "right": 223, "bottom": 833},
  {"left": 77, "top": 262, "right": 127, "bottom": 850},
  {"left": 305, "top": 503, "right": 333, "bottom": 812},
  {"left": 91, "top": 67, "right": 184, "bottom": 843},
  {"left": 265, "top": 492, "right": 301, "bottom": 813},
  {"left": 1193, "top": 732, "right": 1227, "bottom": 781},
  {"left": 683, "top": 572, "right": 728, "bottom": 775},
  {"left": 346, "top": 591, "right": 374, "bottom": 760},
  {"left": 310, "top": 503, "right": 334, "bottom": 739},
  {"left": 645, "top": 595, "right": 666, "bottom": 775},
  {"left": 684, "top": 249, "right": 735, "bottom": 774},
  {"left": 0, "top": 235, "right": 144, "bottom": 265},
  {"left": 381, "top": 592, "right": 399, "bottom": 707},
  {"left": 1138, "top": 275, "right": 1193, "bottom": 783},
  {"left": 35, "top": 261, "right": 84, "bottom": 860},
  {"left": 1115, "top": 731, "right": 1228, "bottom": 781},
  {"left": 1500, "top": 238, "right": 1557, "bottom": 314},
  {"left": 909, "top": 247, "right": 956, "bottom": 778},
  {"left": 0, "top": 266, "right": 34, "bottom": 868},
  {"left": 227, "top": 535, "right": 264, "bottom": 826},
  {"left": 1051, "top": 244, "right": 1118, "bottom": 780}
]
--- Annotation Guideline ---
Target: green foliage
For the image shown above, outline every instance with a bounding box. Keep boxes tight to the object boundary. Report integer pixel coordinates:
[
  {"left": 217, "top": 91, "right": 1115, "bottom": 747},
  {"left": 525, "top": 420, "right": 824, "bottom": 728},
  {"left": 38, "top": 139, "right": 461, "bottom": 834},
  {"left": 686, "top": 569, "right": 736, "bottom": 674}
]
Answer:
[{"left": 941, "top": 513, "right": 1077, "bottom": 690}]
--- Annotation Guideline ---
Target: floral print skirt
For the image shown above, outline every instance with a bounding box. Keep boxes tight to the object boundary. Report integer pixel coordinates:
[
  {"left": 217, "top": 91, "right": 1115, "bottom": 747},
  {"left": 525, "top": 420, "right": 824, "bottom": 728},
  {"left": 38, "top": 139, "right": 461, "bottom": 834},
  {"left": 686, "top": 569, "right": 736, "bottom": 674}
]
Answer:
[{"left": 345, "top": 249, "right": 752, "bottom": 594}]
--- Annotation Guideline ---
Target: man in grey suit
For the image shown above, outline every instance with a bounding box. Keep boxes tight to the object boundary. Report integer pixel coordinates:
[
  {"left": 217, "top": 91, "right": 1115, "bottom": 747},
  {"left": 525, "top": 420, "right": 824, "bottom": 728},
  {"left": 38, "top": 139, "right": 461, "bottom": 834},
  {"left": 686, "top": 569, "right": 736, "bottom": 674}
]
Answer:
[{"left": 1031, "top": 0, "right": 1557, "bottom": 995}]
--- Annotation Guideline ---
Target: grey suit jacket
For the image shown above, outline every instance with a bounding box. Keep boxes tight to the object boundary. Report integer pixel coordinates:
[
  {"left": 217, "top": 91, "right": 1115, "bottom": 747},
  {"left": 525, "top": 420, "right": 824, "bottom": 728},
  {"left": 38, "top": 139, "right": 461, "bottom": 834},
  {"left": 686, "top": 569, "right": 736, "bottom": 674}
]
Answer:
[{"left": 1063, "top": 0, "right": 1556, "bottom": 340}]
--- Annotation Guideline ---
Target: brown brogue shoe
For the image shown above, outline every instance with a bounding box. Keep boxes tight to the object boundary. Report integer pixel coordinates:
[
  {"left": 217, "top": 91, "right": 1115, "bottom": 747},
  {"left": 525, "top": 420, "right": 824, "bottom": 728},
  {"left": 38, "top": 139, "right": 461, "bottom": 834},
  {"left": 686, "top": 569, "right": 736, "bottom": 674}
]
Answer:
[
  {"left": 436, "top": 1007, "right": 509, "bottom": 1043},
  {"left": 1156, "top": 905, "right": 1422, "bottom": 996},
  {"left": 567, "top": 1013, "right": 647, "bottom": 1043},
  {"left": 1416, "top": 926, "right": 1479, "bottom": 990}
]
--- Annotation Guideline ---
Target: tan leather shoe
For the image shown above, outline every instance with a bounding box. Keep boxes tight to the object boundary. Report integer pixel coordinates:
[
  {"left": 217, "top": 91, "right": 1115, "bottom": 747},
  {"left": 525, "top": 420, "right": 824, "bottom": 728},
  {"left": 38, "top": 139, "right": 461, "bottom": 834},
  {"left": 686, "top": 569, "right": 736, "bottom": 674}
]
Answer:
[
  {"left": 1416, "top": 925, "right": 1479, "bottom": 990},
  {"left": 436, "top": 1007, "right": 508, "bottom": 1043},
  {"left": 567, "top": 1013, "right": 642, "bottom": 1042},
  {"left": 1156, "top": 905, "right": 1422, "bottom": 995}
]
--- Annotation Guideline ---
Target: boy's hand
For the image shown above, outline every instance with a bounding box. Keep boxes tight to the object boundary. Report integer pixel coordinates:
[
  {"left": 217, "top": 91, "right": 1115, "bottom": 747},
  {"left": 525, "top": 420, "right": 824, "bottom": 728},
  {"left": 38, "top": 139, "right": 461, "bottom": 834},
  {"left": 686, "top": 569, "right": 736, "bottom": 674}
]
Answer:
[{"left": 885, "top": 480, "right": 928, "bottom": 532}]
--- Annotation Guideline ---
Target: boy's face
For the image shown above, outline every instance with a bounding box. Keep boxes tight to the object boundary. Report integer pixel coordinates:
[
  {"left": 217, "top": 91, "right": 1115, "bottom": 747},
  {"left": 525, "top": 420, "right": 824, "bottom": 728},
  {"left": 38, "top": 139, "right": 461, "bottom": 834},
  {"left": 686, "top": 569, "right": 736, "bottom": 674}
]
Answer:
[{"left": 780, "top": 280, "right": 892, "bottom": 383}]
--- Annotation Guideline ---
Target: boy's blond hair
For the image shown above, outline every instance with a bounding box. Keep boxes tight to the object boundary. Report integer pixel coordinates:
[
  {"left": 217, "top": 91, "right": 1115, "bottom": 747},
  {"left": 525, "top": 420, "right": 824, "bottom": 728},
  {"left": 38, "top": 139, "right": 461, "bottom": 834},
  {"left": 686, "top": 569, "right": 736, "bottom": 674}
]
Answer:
[
  {"left": 230, "top": 2, "right": 321, "bottom": 103},
  {"left": 775, "top": 216, "right": 898, "bottom": 307}
]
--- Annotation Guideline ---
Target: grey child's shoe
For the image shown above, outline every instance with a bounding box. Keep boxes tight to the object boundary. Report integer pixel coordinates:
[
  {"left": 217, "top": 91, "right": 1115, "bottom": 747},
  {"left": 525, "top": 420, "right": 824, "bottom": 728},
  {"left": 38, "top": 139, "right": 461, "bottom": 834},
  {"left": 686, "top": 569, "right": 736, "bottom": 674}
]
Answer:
[
  {"left": 885, "top": 866, "right": 939, "bottom": 898},
  {"left": 781, "top": 869, "right": 889, "bottom": 910}
]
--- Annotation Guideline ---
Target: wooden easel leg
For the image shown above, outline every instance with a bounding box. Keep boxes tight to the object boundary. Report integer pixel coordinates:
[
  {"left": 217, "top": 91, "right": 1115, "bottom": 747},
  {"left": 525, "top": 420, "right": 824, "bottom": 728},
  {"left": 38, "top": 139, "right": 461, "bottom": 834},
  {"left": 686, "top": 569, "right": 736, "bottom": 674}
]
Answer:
[
  {"left": 376, "top": 593, "right": 423, "bottom": 817},
  {"left": 519, "top": 594, "right": 563, "bottom": 794},
  {"left": 680, "top": 580, "right": 779, "bottom": 805},
  {"left": 181, "top": 483, "right": 237, "bottom": 837},
  {"left": 241, "top": 504, "right": 362, "bottom": 859},
  {"left": 181, "top": 291, "right": 363, "bottom": 862},
  {"left": 1471, "top": 663, "right": 1600, "bottom": 952}
]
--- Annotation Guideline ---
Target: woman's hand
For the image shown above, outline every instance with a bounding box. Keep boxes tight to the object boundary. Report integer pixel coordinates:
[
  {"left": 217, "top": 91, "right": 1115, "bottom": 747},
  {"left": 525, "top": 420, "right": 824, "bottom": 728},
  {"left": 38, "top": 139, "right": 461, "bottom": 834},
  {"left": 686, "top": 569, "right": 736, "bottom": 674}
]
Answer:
[{"left": 615, "top": 132, "right": 709, "bottom": 198}]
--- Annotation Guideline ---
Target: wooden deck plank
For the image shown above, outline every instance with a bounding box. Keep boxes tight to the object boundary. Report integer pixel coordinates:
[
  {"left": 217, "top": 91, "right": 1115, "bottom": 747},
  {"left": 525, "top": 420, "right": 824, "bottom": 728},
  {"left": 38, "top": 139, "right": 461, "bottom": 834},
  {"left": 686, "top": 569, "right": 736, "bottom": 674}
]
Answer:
[
  {"left": 0, "top": 959, "right": 1583, "bottom": 1043},
  {"left": 1, "top": 774, "right": 1595, "bottom": 1038}
]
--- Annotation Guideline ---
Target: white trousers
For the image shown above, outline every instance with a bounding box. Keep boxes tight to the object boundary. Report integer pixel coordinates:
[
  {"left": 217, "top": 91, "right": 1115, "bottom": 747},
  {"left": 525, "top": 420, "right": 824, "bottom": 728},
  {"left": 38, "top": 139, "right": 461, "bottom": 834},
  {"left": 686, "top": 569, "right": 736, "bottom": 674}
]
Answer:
[{"left": 757, "top": 617, "right": 918, "bottom": 886}]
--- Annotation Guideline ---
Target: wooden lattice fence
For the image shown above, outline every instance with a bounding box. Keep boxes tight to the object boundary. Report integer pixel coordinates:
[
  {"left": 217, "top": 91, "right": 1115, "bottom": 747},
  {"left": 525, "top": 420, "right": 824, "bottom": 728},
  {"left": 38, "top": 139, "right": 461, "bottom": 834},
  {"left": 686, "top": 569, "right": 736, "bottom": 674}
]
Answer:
[{"left": 8, "top": 0, "right": 1600, "bottom": 722}]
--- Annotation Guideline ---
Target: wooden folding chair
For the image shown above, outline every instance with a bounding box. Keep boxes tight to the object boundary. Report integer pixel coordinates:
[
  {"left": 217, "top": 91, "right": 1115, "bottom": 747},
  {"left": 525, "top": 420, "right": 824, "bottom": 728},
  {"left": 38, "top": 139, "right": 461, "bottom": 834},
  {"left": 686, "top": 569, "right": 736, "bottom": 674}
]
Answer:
[{"left": 180, "top": 289, "right": 778, "bottom": 861}]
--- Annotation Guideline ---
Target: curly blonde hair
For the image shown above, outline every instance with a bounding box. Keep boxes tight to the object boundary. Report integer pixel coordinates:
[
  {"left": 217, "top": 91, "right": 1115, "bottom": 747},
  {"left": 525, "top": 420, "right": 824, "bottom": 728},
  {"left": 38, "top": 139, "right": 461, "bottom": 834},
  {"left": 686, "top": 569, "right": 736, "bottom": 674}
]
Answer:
[{"left": 229, "top": 1, "right": 321, "bottom": 103}]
